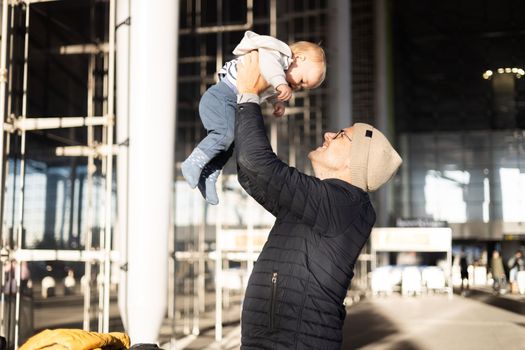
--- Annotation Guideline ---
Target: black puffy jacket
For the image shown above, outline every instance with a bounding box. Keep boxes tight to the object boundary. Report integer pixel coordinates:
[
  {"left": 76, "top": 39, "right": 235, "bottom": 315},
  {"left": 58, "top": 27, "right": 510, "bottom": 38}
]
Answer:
[{"left": 236, "top": 103, "right": 376, "bottom": 350}]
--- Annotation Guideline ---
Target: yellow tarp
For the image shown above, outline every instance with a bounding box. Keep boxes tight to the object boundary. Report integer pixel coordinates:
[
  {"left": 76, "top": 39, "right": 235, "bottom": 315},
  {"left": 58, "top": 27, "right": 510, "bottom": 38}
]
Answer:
[{"left": 19, "top": 328, "right": 130, "bottom": 350}]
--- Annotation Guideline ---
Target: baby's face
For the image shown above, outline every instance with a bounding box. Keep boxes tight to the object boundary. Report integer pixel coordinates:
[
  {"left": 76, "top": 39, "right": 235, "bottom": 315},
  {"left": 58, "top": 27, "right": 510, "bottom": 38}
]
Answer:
[{"left": 285, "top": 54, "right": 324, "bottom": 90}]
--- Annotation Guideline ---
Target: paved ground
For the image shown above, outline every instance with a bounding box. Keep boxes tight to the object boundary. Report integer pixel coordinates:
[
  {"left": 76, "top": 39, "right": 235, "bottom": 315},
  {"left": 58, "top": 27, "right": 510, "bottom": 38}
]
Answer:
[
  {"left": 342, "top": 294, "right": 525, "bottom": 350},
  {"left": 176, "top": 293, "right": 525, "bottom": 350},
  {"left": 21, "top": 288, "right": 525, "bottom": 349}
]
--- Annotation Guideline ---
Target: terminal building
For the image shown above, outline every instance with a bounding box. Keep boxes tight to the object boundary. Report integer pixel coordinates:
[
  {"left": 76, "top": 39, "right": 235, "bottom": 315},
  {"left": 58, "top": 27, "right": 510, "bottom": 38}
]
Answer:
[{"left": 0, "top": 0, "right": 524, "bottom": 347}]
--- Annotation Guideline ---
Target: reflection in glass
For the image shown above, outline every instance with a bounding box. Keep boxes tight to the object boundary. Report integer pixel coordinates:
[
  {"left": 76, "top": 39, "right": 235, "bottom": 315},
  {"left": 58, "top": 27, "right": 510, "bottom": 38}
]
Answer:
[
  {"left": 499, "top": 168, "right": 525, "bottom": 222},
  {"left": 424, "top": 170, "right": 468, "bottom": 223}
]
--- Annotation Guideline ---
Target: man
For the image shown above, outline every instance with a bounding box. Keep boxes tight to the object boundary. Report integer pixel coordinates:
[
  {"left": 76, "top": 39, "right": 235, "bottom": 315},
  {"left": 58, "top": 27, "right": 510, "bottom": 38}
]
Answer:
[
  {"left": 235, "top": 51, "right": 402, "bottom": 349},
  {"left": 459, "top": 248, "right": 470, "bottom": 295},
  {"left": 508, "top": 250, "right": 525, "bottom": 294},
  {"left": 490, "top": 250, "right": 506, "bottom": 294}
]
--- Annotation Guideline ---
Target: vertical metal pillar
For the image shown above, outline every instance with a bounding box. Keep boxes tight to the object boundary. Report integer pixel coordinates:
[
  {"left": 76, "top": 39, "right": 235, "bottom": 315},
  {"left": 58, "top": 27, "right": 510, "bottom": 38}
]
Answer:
[
  {"left": 128, "top": 0, "right": 179, "bottom": 342},
  {"left": 375, "top": 0, "right": 394, "bottom": 226},
  {"left": 269, "top": 0, "right": 278, "bottom": 151},
  {"left": 375, "top": 0, "right": 389, "bottom": 137},
  {"left": 214, "top": 2, "right": 223, "bottom": 339},
  {"left": 215, "top": 178, "right": 223, "bottom": 342},
  {"left": 97, "top": 43, "right": 109, "bottom": 334},
  {"left": 101, "top": 0, "right": 116, "bottom": 333},
  {"left": 193, "top": 204, "right": 205, "bottom": 335},
  {"left": 83, "top": 53, "right": 96, "bottom": 331},
  {"left": 13, "top": 4, "right": 30, "bottom": 347},
  {"left": 0, "top": 0, "right": 9, "bottom": 335},
  {"left": 328, "top": 0, "right": 352, "bottom": 130},
  {"left": 0, "top": 0, "right": 9, "bottom": 241},
  {"left": 447, "top": 246, "right": 453, "bottom": 298},
  {"left": 399, "top": 134, "right": 411, "bottom": 219}
]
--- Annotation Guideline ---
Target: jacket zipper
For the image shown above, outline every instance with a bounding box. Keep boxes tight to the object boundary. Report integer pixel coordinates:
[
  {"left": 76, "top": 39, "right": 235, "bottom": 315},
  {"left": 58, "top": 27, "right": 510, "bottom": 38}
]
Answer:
[{"left": 270, "top": 272, "right": 278, "bottom": 329}]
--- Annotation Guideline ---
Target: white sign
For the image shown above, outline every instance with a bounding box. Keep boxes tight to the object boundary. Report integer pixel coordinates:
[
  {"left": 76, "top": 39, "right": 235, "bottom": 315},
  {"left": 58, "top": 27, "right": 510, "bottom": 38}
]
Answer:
[{"left": 371, "top": 227, "right": 452, "bottom": 252}]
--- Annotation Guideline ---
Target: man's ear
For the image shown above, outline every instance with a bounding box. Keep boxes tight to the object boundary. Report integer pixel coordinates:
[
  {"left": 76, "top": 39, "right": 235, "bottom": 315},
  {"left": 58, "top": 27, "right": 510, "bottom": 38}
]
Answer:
[{"left": 343, "top": 155, "right": 353, "bottom": 171}]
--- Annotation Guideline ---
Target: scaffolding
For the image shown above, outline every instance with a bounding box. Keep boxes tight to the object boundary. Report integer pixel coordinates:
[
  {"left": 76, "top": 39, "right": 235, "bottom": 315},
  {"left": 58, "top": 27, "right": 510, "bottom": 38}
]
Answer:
[
  {"left": 172, "top": 0, "right": 331, "bottom": 346},
  {"left": 0, "top": 0, "right": 117, "bottom": 347}
]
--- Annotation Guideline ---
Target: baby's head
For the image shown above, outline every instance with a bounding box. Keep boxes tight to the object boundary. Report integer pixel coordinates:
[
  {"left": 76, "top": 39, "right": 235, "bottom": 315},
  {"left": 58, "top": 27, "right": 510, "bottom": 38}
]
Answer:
[{"left": 286, "top": 41, "right": 326, "bottom": 90}]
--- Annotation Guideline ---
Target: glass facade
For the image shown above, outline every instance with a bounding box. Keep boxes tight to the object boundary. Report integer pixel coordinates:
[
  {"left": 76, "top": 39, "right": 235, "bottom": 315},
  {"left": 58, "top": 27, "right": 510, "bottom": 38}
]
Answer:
[
  {"left": 393, "top": 0, "right": 525, "bottom": 243},
  {"left": 401, "top": 130, "right": 525, "bottom": 239}
]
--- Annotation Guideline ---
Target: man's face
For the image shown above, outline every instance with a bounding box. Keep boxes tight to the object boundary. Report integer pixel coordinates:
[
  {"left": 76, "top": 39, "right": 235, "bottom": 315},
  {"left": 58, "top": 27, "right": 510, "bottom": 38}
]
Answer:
[{"left": 308, "top": 127, "right": 354, "bottom": 172}]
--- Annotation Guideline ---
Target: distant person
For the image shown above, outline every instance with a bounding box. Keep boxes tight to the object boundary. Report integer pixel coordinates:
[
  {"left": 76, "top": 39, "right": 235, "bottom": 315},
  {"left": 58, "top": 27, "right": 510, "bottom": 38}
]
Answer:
[
  {"left": 64, "top": 269, "right": 76, "bottom": 295},
  {"left": 234, "top": 51, "right": 402, "bottom": 350},
  {"left": 480, "top": 249, "right": 488, "bottom": 267},
  {"left": 3, "top": 261, "right": 31, "bottom": 296},
  {"left": 508, "top": 250, "right": 525, "bottom": 294},
  {"left": 181, "top": 31, "right": 326, "bottom": 204},
  {"left": 459, "top": 249, "right": 469, "bottom": 294},
  {"left": 490, "top": 251, "right": 506, "bottom": 294}
]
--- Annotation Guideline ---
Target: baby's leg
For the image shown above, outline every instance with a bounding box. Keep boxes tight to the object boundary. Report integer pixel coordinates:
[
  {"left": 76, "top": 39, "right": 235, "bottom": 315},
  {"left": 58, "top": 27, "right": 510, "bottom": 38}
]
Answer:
[
  {"left": 194, "top": 82, "right": 237, "bottom": 204},
  {"left": 181, "top": 83, "right": 234, "bottom": 188},
  {"left": 198, "top": 144, "right": 234, "bottom": 205},
  {"left": 181, "top": 147, "right": 210, "bottom": 188}
]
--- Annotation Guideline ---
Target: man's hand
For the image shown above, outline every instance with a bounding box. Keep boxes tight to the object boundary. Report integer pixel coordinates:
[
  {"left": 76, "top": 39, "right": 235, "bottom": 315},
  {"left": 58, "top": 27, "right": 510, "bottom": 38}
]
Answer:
[
  {"left": 237, "top": 51, "right": 270, "bottom": 95},
  {"left": 276, "top": 84, "right": 292, "bottom": 101},
  {"left": 273, "top": 102, "right": 286, "bottom": 117}
]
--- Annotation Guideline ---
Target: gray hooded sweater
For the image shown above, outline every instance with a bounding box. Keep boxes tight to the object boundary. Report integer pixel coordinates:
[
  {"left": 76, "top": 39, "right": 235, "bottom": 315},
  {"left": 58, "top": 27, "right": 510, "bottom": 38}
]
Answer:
[{"left": 218, "top": 31, "right": 293, "bottom": 103}]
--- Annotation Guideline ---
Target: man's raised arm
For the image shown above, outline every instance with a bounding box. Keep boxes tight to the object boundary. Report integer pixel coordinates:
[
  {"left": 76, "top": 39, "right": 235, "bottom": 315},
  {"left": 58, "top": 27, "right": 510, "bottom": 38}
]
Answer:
[{"left": 234, "top": 52, "right": 330, "bottom": 229}]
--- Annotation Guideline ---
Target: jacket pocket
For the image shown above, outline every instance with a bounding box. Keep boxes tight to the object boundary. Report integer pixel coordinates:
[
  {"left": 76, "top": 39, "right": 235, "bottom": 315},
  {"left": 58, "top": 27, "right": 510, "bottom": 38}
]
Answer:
[{"left": 269, "top": 272, "right": 278, "bottom": 329}]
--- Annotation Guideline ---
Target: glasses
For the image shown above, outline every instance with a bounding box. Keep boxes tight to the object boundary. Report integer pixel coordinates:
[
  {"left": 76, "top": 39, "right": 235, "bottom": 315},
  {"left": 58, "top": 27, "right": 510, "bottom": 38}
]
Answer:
[{"left": 332, "top": 129, "right": 352, "bottom": 142}]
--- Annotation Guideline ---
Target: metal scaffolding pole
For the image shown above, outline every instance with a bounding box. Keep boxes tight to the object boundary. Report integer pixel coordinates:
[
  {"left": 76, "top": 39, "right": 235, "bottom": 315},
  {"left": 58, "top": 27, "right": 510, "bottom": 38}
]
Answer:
[
  {"left": 192, "top": 202, "right": 205, "bottom": 336},
  {"left": 0, "top": 0, "right": 9, "bottom": 240},
  {"left": 214, "top": 0, "right": 224, "bottom": 343},
  {"left": 269, "top": 0, "right": 278, "bottom": 151},
  {"left": 0, "top": 0, "right": 10, "bottom": 338},
  {"left": 83, "top": 52, "right": 96, "bottom": 331},
  {"left": 13, "top": 4, "right": 31, "bottom": 347},
  {"left": 214, "top": 178, "right": 223, "bottom": 342},
  {"left": 101, "top": 0, "right": 116, "bottom": 333},
  {"left": 0, "top": 3, "right": 16, "bottom": 340},
  {"left": 97, "top": 32, "right": 110, "bottom": 334},
  {"left": 4, "top": 116, "right": 108, "bottom": 131}
]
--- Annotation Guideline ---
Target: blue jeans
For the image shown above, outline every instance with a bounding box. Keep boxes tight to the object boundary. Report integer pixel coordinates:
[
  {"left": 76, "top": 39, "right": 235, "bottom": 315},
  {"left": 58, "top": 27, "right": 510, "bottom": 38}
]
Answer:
[{"left": 196, "top": 81, "right": 237, "bottom": 168}]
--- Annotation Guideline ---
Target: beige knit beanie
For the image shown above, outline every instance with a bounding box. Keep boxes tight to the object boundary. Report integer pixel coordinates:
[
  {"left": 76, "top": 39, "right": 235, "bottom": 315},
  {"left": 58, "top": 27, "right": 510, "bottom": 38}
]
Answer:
[{"left": 348, "top": 123, "right": 402, "bottom": 192}]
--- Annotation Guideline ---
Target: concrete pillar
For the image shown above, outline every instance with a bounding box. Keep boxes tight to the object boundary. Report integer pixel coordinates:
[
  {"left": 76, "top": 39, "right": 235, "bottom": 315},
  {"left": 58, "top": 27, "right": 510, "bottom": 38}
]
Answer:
[
  {"left": 116, "top": 0, "right": 130, "bottom": 331},
  {"left": 127, "top": 0, "right": 179, "bottom": 343}
]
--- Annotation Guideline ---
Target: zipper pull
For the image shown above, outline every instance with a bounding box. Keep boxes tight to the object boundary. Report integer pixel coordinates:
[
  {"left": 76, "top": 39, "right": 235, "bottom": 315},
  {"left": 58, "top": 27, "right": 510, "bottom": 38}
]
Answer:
[{"left": 272, "top": 272, "right": 277, "bottom": 284}]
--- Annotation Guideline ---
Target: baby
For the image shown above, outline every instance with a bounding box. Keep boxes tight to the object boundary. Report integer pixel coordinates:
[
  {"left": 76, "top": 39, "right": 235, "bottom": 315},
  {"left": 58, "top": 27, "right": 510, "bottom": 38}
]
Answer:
[{"left": 181, "top": 31, "right": 326, "bottom": 204}]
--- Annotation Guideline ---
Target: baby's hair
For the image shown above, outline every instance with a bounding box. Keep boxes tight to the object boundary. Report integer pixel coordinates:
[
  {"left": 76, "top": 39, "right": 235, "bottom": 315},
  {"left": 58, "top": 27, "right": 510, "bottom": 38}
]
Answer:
[
  {"left": 289, "top": 41, "right": 326, "bottom": 88},
  {"left": 289, "top": 41, "right": 325, "bottom": 62}
]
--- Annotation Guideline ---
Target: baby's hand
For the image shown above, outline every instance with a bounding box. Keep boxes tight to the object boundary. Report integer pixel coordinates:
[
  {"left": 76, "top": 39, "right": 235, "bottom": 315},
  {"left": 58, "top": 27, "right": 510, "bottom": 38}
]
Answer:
[
  {"left": 276, "top": 84, "right": 292, "bottom": 101},
  {"left": 273, "top": 102, "right": 285, "bottom": 118}
]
